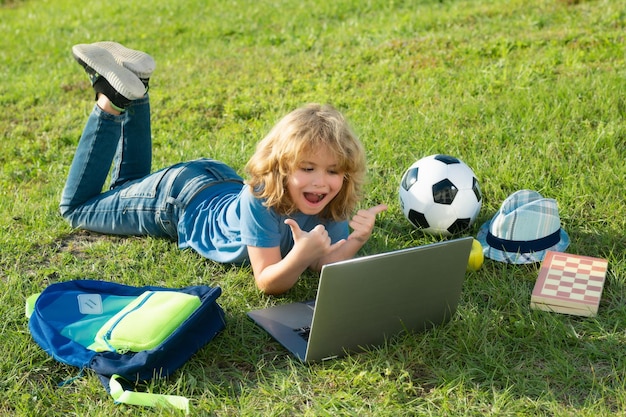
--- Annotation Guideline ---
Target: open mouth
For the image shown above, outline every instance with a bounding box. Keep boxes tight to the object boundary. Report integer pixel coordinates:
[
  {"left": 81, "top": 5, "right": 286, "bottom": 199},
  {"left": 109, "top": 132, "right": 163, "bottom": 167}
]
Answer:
[{"left": 304, "top": 192, "right": 325, "bottom": 204}]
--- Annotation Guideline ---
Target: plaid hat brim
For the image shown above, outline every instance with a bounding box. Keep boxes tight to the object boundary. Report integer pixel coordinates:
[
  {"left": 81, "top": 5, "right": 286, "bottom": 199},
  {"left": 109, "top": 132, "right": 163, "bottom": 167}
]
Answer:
[{"left": 477, "top": 218, "right": 570, "bottom": 264}]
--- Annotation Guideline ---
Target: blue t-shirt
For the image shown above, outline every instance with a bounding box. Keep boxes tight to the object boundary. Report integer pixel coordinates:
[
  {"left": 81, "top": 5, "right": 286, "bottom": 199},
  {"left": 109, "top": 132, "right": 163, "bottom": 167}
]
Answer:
[{"left": 178, "top": 184, "right": 349, "bottom": 264}]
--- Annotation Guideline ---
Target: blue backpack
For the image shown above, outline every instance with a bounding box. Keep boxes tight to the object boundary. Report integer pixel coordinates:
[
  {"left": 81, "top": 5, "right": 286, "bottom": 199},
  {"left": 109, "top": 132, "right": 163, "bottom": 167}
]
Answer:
[{"left": 26, "top": 279, "right": 226, "bottom": 413}]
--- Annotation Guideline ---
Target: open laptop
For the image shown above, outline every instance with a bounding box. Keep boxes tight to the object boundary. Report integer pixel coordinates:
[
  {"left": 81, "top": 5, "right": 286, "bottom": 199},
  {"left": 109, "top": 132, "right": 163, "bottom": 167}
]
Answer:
[{"left": 248, "top": 237, "right": 473, "bottom": 363}]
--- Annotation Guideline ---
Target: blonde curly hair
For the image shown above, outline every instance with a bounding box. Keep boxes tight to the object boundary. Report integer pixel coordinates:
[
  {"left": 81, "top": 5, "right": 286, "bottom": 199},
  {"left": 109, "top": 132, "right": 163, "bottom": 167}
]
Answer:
[{"left": 245, "top": 104, "right": 366, "bottom": 221}]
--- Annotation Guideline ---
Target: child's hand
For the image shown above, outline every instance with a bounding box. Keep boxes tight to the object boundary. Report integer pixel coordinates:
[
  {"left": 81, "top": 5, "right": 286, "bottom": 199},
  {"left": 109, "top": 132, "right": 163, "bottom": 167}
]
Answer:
[
  {"left": 284, "top": 219, "right": 345, "bottom": 261},
  {"left": 348, "top": 204, "right": 388, "bottom": 243}
]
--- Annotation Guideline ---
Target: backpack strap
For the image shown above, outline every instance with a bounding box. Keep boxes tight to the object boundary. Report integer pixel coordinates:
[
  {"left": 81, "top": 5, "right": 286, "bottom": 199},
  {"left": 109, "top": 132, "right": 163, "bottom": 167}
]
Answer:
[{"left": 109, "top": 374, "right": 190, "bottom": 414}]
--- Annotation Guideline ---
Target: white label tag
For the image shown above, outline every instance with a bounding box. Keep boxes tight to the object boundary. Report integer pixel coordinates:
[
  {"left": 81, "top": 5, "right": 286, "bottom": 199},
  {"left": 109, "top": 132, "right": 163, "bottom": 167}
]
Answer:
[{"left": 77, "top": 294, "right": 103, "bottom": 315}]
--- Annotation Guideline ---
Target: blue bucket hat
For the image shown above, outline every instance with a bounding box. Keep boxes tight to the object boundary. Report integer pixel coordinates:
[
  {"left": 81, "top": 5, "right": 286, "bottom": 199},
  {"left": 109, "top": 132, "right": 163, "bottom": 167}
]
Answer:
[{"left": 477, "top": 190, "right": 570, "bottom": 264}]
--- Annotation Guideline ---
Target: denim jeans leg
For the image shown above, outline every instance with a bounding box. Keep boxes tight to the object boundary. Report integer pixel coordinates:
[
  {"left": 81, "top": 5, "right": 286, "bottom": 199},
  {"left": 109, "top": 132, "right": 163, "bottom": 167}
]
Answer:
[
  {"left": 60, "top": 166, "right": 176, "bottom": 237},
  {"left": 110, "top": 95, "right": 152, "bottom": 188},
  {"left": 60, "top": 105, "right": 123, "bottom": 216},
  {"left": 60, "top": 100, "right": 177, "bottom": 238}
]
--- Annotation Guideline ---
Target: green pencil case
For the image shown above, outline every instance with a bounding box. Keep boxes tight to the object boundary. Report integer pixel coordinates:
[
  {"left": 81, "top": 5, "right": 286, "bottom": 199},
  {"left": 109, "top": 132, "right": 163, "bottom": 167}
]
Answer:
[{"left": 90, "top": 291, "right": 201, "bottom": 353}]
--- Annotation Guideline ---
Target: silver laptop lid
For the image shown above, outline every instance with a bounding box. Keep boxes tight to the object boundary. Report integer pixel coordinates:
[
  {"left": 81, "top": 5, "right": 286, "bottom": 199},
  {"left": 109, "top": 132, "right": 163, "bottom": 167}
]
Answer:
[{"left": 304, "top": 237, "right": 472, "bottom": 362}]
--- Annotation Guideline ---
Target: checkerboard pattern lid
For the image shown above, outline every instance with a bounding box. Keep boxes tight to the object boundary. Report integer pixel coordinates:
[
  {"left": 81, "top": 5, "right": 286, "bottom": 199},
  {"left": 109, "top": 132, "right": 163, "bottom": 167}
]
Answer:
[{"left": 530, "top": 251, "right": 608, "bottom": 317}]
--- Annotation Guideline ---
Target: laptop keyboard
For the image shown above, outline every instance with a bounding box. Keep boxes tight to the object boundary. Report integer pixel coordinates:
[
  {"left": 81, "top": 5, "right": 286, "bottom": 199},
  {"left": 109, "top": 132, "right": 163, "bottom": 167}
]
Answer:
[
  {"left": 293, "top": 326, "right": 311, "bottom": 341},
  {"left": 292, "top": 300, "right": 315, "bottom": 340}
]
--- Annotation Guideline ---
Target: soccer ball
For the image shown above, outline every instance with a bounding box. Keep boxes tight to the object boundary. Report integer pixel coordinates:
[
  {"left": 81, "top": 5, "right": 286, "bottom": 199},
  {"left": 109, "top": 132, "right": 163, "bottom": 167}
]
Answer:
[{"left": 399, "top": 154, "right": 482, "bottom": 236}]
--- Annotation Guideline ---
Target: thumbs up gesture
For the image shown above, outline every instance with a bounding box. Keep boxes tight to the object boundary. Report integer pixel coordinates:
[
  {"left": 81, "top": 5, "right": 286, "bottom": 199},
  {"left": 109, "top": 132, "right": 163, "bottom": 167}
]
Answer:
[
  {"left": 347, "top": 204, "right": 388, "bottom": 243},
  {"left": 284, "top": 219, "right": 346, "bottom": 261}
]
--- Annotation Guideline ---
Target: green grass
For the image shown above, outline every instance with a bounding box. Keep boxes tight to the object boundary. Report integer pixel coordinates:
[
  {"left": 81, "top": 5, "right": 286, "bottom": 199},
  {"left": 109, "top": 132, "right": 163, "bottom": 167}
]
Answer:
[{"left": 1, "top": 0, "right": 625, "bottom": 415}]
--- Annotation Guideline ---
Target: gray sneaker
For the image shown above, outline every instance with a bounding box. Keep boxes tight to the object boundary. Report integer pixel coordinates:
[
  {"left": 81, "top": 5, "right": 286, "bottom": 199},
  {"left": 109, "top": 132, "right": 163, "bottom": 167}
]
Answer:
[
  {"left": 72, "top": 43, "right": 146, "bottom": 108},
  {"left": 92, "top": 41, "right": 155, "bottom": 85}
]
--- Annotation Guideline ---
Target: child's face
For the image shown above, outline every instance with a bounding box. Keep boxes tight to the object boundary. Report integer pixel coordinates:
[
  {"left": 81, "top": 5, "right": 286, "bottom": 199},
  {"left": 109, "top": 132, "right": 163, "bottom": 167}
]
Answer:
[{"left": 287, "top": 147, "right": 344, "bottom": 215}]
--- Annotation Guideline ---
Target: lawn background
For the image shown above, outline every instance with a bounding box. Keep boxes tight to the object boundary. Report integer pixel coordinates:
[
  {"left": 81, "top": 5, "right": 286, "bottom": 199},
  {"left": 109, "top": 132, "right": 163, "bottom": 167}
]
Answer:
[{"left": 1, "top": 0, "right": 625, "bottom": 415}]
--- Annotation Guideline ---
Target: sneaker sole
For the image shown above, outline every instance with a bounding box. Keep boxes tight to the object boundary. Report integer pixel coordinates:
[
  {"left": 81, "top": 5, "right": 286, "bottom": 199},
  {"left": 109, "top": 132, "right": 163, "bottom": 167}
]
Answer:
[
  {"left": 92, "top": 41, "right": 155, "bottom": 80},
  {"left": 72, "top": 44, "right": 146, "bottom": 100}
]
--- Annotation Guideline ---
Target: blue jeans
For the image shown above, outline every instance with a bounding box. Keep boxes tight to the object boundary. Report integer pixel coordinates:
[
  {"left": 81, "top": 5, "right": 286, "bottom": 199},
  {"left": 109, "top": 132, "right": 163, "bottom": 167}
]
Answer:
[{"left": 60, "top": 96, "right": 241, "bottom": 239}]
